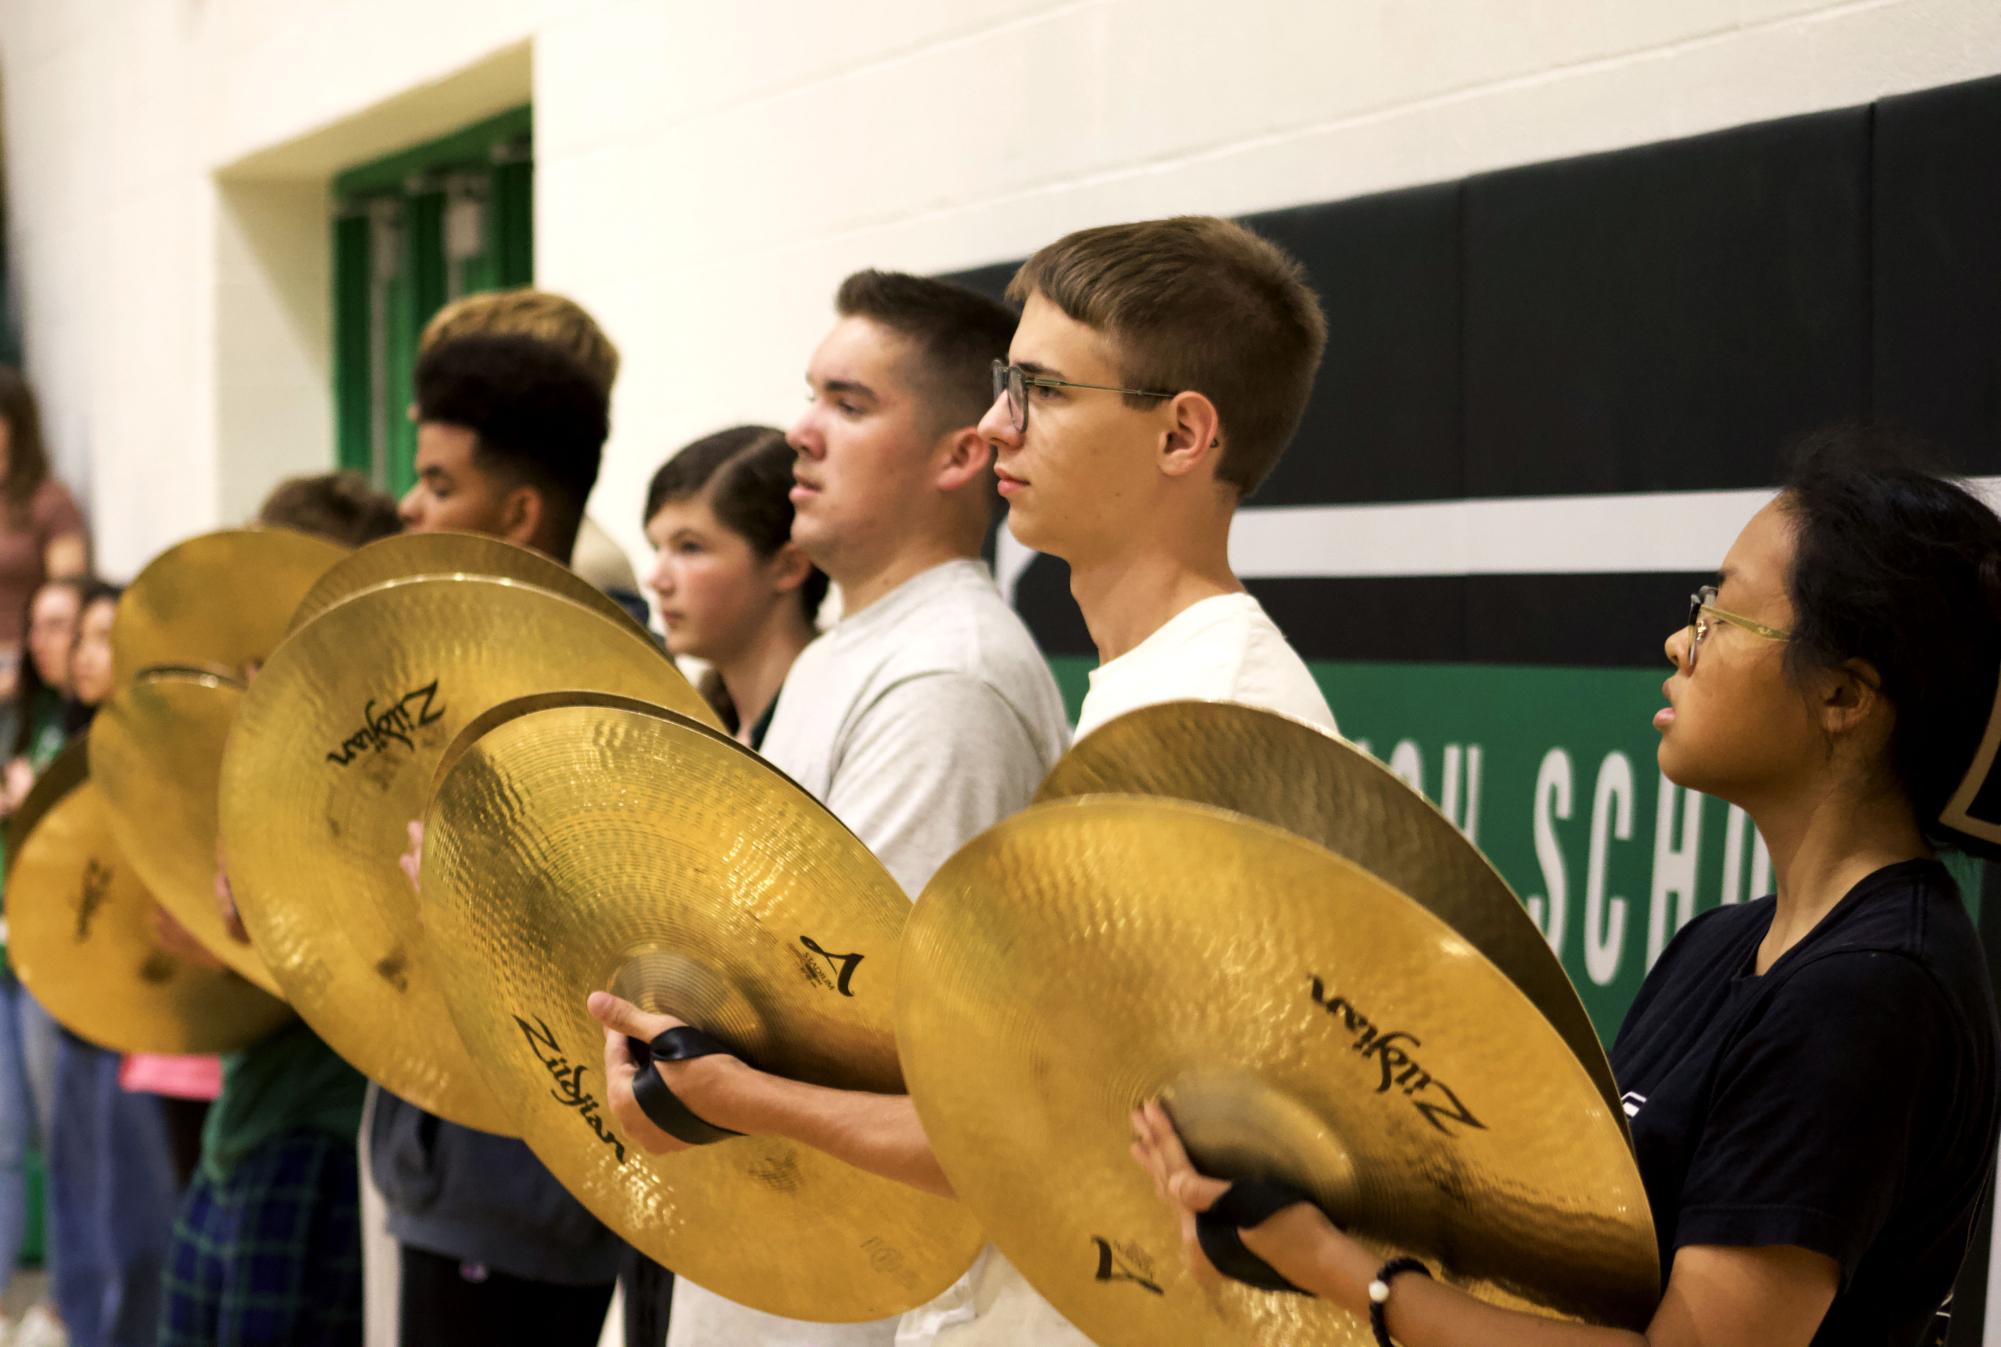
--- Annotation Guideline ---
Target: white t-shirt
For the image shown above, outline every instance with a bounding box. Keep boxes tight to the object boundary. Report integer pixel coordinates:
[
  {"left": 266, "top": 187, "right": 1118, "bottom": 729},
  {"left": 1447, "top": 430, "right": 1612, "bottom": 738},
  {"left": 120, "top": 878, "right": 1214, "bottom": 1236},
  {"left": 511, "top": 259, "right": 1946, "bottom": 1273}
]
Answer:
[
  {"left": 667, "top": 560, "right": 1070, "bottom": 1347},
  {"left": 900, "top": 590, "right": 1335, "bottom": 1347}
]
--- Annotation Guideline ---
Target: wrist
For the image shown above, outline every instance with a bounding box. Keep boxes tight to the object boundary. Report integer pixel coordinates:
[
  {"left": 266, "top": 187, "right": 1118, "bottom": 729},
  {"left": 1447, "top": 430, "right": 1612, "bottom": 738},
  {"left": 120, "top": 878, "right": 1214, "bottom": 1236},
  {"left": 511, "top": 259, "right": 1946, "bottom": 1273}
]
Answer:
[{"left": 662, "top": 1051, "right": 756, "bottom": 1132}]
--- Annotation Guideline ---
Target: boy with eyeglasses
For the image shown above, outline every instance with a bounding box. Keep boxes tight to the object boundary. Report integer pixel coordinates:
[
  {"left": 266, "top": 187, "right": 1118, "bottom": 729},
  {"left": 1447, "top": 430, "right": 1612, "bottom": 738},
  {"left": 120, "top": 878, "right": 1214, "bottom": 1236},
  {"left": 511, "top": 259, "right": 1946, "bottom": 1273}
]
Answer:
[{"left": 592, "top": 215, "right": 1337, "bottom": 1346}]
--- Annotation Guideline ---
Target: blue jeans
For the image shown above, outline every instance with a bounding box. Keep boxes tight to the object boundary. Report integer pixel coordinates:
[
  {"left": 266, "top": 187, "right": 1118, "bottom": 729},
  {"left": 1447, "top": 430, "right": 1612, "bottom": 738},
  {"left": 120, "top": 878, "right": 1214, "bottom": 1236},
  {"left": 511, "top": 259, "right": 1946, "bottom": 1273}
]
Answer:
[
  {"left": 46, "top": 1033, "right": 180, "bottom": 1347},
  {"left": 0, "top": 972, "right": 44, "bottom": 1293}
]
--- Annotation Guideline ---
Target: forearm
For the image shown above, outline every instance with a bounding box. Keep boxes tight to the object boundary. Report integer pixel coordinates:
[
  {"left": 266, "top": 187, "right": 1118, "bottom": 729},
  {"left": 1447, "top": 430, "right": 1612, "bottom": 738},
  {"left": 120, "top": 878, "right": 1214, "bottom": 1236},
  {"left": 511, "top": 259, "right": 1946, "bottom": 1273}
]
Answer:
[
  {"left": 1246, "top": 1209, "right": 1648, "bottom": 1347},
  {"left": 703, "top": 1062, "right": 954, "bottom": 1198}
]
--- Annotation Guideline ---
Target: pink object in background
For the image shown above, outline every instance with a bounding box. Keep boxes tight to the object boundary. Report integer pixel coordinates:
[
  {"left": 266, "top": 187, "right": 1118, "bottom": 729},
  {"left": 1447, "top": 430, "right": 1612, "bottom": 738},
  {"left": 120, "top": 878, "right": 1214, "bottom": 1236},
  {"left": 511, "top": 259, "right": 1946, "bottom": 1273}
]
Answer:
[{"left": 119, "top": 1052, "right": 222, "bottom": 1100}]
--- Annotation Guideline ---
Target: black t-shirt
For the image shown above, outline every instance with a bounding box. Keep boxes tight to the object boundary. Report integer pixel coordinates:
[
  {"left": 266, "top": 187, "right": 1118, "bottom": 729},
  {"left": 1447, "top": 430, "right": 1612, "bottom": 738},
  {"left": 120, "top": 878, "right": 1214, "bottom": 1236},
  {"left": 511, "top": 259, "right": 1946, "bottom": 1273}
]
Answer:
[{"left": 1610, "top": 859, "right": 2000, "bottom": 1347}]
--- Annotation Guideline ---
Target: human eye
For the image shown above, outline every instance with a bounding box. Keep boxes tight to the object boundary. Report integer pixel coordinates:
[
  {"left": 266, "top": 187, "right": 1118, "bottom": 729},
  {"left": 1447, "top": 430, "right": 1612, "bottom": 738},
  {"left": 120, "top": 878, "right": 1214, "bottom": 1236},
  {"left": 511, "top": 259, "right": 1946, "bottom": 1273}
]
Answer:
[{"left": 1028, "top": 380, "right": 1063, "bottom": 401}]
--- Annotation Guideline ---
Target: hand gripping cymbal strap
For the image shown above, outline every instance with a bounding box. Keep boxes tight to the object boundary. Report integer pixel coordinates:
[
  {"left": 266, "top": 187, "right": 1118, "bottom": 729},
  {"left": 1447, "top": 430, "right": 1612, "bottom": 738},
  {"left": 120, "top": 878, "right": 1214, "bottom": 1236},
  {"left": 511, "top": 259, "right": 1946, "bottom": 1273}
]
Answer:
[
  {"left": 627, "top": 1026, "right": 744, "bottom": 1146},
  {"left": 1193, "top": 1177, "right": 1315, "bottom": 1294}
]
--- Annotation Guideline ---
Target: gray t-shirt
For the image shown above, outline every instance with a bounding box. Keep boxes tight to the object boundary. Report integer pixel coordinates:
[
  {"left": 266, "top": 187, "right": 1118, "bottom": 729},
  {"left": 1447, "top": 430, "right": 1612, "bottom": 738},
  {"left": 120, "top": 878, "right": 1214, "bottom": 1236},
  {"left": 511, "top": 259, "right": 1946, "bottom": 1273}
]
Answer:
[{"left": 667, "top": 558, "right": 1070, "bottom": 1347}]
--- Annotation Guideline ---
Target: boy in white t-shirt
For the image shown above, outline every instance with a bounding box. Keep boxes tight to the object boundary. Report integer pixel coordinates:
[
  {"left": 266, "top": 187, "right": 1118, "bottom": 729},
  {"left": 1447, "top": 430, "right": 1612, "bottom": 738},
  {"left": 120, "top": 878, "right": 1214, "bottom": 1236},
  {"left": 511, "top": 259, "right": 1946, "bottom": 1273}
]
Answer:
[{"left": 591, "top": 217, "right": 1334, "bottom": 1345}]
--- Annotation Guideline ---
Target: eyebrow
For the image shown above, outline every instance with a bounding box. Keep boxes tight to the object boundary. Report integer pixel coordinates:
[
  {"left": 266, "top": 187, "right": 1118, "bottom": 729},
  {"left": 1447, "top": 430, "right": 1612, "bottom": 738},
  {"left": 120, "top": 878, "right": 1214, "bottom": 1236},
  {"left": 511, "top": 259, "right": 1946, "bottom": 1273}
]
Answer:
[
  {"left": 814, "top": 376, "right": 878, "bottom": 401},
  {"left": 1013, "top": 360, "right": 1063, "bottom": 379}
]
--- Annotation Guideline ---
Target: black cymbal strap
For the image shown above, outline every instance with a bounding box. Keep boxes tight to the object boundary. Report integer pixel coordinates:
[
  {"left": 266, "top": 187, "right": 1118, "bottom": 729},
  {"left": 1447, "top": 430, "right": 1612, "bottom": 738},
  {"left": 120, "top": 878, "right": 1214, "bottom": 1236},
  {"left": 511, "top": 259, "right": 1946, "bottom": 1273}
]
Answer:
[
  {"left": 1193, "top": 1177, "right": 1315, "bottom": 1294},
  {"left": 626, "top": 1026, "right": 743, "bottom": 1146}
]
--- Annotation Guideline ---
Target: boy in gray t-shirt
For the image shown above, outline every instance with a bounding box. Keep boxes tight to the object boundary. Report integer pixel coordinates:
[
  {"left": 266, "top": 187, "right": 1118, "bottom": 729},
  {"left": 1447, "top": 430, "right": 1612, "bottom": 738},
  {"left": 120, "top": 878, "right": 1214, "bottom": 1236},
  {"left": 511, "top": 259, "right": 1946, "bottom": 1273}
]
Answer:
[{"left": 596, "top": 271, "right": 1066, "bottom": 1347}]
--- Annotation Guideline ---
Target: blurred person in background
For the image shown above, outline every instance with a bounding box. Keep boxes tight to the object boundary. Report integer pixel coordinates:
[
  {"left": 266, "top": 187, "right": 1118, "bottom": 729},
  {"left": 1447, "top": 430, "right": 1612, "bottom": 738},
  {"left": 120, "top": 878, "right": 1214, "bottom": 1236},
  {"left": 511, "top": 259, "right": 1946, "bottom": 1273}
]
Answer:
[
  {"left": 0, "top": 576, "right": 86, "bottom": 1347},
  {"left": 42, "top": 582, "right": 180, "bottom": 1347},
  {"left": 0, "top": 372, "right": 87, "bottom": 707}
]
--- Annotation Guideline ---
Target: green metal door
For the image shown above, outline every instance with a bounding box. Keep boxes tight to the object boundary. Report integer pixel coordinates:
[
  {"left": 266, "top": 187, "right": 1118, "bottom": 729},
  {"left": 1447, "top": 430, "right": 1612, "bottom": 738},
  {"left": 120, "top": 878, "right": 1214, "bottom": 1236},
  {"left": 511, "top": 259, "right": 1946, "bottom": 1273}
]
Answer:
[{"left": 331, "top": 107, "right": 533, "bottom": 498}]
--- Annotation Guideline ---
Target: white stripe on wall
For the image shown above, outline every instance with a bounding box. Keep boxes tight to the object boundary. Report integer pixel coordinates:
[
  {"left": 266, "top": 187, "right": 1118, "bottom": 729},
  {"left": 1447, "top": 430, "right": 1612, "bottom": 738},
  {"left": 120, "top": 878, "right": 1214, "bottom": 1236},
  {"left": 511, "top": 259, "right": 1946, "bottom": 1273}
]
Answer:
[{"left": 996, "top": 477, "right": 2001, "bottom": 604}]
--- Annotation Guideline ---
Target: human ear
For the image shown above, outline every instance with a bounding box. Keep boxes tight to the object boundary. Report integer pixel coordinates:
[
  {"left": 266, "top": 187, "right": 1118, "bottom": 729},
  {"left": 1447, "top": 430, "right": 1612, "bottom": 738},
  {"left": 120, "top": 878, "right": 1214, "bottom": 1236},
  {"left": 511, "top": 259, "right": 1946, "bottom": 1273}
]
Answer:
[
  {"left": 934, "top": 426, "right": 993, "bottom": 494},
  {"left": 1157, "top": 391, "right": 1224, "bottom": 481},
  {"left": 766, "top": 541, "right": 815, "bottom": 596},
  {"left": 500, "top": 485, "right": 543, "bottom": 549},
  {"left": 1819, "top": 658, "right": 1885, "bottom": 738}
]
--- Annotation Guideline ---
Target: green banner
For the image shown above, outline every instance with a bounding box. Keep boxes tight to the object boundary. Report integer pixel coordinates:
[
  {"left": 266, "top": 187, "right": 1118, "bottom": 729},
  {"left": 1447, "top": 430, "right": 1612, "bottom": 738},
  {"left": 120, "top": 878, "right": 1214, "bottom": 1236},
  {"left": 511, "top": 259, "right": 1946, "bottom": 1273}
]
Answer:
[{"left": 1049, "top": 656, "right": 1982, "bottom": 1045}]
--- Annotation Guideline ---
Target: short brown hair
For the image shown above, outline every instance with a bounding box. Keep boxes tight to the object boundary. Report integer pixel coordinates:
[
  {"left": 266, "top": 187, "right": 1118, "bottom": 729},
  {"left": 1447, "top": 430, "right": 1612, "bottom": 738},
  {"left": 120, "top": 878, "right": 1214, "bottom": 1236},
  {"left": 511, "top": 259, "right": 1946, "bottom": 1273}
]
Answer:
[
  {"left": 419, "top": 289, "right": 621, "bottom": 393},
  {"left": 835, "top": 270, "right": 1017, "bottom": 431},
  {"left": 1007, "top": 217, "right": 1327, "bottom": 495},
  {"left": 257, "top": 471, "right": 401, "bottom": 547}
]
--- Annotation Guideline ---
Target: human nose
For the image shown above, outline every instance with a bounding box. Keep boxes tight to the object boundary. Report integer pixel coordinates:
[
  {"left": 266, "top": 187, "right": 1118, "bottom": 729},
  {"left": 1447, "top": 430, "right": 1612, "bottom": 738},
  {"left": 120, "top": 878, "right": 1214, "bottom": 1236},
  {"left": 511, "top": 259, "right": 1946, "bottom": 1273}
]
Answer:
[
  {"left": 1665, "top": 622, "right": 1691, "bottom": 673},
  {"left": 397, "top": 485, "right": 423, "bottom": 525},
  {"left": 978, "top": 391, "right": 1020, "bottom": 452},
  {"left": 647, "top": 549, "right": 675, "bottom": 598},
  {"left": 787, "top": 408, "right": 824, "bottom": 460}
]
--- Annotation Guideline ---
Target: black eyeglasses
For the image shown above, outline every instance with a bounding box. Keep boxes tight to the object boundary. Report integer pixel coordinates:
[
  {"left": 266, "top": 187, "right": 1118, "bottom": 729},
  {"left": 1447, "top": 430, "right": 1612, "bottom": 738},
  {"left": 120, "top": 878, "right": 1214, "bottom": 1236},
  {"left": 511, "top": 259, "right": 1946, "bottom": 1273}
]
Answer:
[{"left": 990, "top": 360, "right": 1176, "bottom": 433}]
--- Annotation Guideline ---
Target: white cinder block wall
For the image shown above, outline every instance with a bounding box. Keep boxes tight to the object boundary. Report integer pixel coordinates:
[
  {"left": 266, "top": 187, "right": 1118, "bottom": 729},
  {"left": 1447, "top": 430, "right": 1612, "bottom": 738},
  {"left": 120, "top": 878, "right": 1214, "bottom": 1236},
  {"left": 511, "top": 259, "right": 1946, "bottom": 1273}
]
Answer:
[{"left": 3, "top": 0, "right": 1999, "bottom": 580}]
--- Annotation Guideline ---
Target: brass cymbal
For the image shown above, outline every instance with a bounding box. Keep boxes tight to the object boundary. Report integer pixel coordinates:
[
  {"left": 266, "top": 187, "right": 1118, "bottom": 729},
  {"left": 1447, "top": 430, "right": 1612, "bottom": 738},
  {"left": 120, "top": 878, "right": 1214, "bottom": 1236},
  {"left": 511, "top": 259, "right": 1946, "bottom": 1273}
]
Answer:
[
  {"left": 112, "top": 528, "right": 350, "bottom": 686},
  {"left": 5, "top": 738, "right": 294, "bottom": 1053},
  {"left": 287, "top": 531, "right": 650, "bottom": 643},
  {"left": 898, "top": 798, "right": 1658, "bottom": 1347},
  {"left": 216, "top": 575, "right": 720, "bottom": 1133},
  {"left": 1036, "top": 701, "right": 1620, "bottom": 1120},
  {"left": 89, "top": 669, "right": 287, "bottom": 999},
  {"left": 421, "top": 693, "right": 982, "bottom": 1321}
]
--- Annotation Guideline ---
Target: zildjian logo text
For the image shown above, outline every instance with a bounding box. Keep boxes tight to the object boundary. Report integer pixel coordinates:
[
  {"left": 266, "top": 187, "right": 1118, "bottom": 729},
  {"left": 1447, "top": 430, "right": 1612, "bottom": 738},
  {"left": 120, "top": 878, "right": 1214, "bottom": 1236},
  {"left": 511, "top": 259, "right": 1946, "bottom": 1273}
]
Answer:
[
  {"left": 1308, "top": 976, "right": 1485, "bottom": 1139},
  {"left": 325, "top": 680, "right": 445, "bottom": 766},
  {"left": 515, "top": 1014, "right": 625, "bottom": 1164}
]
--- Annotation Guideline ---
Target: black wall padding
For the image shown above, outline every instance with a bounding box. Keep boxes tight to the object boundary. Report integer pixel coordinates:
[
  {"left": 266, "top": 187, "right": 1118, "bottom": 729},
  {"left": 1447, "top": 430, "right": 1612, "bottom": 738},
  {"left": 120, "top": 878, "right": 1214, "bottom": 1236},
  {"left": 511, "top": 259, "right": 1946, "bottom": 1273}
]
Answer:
[
  {"left": 943, "top": 72, "right": 2001, "bottom": 664},
  {"left": 1874, "top": 73, "right": 2001, "bottom": 473},
  {"left": 1249, "top": 183, "right": 1463, "bottom": 506},
  {"left": 1461, "top": 107, "right": 1872, "bottom": 497}
]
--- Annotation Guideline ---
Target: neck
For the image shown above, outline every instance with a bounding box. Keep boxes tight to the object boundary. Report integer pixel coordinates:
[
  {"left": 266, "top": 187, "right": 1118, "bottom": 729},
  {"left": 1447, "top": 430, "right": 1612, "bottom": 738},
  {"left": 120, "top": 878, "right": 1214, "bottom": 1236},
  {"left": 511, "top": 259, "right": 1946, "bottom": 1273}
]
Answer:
[
  {"left": 1068, "top": 510, "right": 1240, "bottom": 663},
  {"left": 1748, "top": 779, "right": 1929, "bottom": 968},
  {"left": 713, "top": 612, "right": 816, "bottom": 744},
  {"left": 831, "top": 534, "right": 974, "bottom": 617}
]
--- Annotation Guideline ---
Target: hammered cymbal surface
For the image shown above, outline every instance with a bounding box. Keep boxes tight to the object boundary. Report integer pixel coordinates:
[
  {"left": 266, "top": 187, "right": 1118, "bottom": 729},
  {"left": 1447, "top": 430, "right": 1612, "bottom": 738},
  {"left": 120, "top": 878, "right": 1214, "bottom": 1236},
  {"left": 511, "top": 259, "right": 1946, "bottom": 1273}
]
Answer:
[
  {"left": 288, "top": 531, "right": 649, "bottom": 642},
  {"left": 90, "top": 669, "right": 287, "bottom": 998},
  {"left": 1036, "top": 701, "right": 1619, "bottom": 1119},
  {"left": 216, "top": 575, "right": 717, "bottom": 1133},
  {"left": 112, "top": 529, "right": 349, "bottom": 686},
  {"left": 6, "top": 738, "right": 293, "bottom": 1053},
  {"left": 422, "top": 696, "right": 980, "bottom": 1321},
  {"left": 898, "top": 798, "right": 1658, "bottom": 1347}
]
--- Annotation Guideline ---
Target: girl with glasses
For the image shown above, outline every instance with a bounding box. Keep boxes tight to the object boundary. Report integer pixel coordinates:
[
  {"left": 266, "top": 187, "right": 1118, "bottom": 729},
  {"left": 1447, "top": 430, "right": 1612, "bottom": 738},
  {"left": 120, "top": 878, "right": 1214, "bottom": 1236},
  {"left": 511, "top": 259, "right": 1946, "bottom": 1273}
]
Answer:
[{"left": 1134, "top": 425, "right": 2001, "bottom": 1347}]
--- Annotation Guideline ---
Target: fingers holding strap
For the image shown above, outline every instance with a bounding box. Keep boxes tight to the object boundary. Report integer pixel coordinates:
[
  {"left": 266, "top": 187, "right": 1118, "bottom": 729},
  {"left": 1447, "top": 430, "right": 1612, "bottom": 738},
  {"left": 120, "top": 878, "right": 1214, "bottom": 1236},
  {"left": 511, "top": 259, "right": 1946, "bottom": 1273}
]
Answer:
[
  {"left": 626, "top": 1025, "right": 744, "bottom": 1146},
  {"left": 1193, "top": 1177, "right": 1316, "bottom": 1294}
]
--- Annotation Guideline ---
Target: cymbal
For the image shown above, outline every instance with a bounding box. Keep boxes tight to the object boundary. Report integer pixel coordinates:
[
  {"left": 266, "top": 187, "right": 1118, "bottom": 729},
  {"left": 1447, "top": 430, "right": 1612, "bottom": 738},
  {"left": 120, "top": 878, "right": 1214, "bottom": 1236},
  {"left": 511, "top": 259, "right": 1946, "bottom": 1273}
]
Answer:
[
  {"left": 287, "top": 531, "right": 651, "bottom": 644},
  {"left": 898, "top": 798, "right": 1658, "bottom": 1347},
  {"left": 1036, "top": 702, "right": 1620, "bottom": 1120},
  {"left": 113, "top": 528, "right": 350, "bottom": 686},
  {"left": 5, "top": 738, "right": 294, "bottom": 1053},
  {"left": 421, "top": 692, "right": 982, "bottom": 1320},
  {"left": 216, "top": 575, "right": 720, "bottom": 1133},
  {"left": 89, "top": 669, "right": 287, "bottom": 998}
]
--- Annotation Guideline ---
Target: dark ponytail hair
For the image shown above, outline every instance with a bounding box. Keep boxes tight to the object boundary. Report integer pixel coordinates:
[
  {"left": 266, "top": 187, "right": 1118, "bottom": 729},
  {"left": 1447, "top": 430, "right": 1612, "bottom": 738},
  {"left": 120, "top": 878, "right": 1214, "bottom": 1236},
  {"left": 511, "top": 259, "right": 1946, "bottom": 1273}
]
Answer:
[
  {"left": 644, "top": 425, "right": 828, "bottom": 621},
  {"left": 644, "top": 426, "right": 827, "bottom": 732},
  {"left": 1777, "top": 425, "right": 2001, "bottom": 858}
]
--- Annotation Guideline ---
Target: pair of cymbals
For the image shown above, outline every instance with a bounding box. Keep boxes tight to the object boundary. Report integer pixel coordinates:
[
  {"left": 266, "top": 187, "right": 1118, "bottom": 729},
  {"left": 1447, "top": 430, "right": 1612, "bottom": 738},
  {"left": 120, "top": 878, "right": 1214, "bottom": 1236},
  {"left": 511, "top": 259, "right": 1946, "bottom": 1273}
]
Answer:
[
  {"left": 419, "top": 691, "right": 982, "bottom": 1321},
  {"left": 886, "top": 703, "right": 1656, "bottom": 1345},
  {"left": 217, "top": 573, "right": 714, "bottom": 1133},
  {"left": 898, "top": 795, "right": 1658, "bottom": 1347},
  {"left": 5, "top": 737, "right": 292, "bottom": 1053}
]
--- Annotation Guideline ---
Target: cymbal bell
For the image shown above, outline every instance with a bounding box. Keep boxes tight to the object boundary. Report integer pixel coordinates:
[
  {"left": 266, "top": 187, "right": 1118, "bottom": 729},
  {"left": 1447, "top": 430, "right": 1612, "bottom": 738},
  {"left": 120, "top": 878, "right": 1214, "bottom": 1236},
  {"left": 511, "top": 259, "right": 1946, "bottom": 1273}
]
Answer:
[
  {"left": 1036, "top": 701, "right": 1619, "bottom": 1119},
  {"left": 5, "top": 738, "right": 294, "bottom": 1054},
  {"left": 288, "top": 531, "right": 651, "bottom": 644},
  {"left": 217, "top": 575, "right": 721, "bottom": 1133},
  {"left": 113, "top": 528, "right": 350, "bottom": 686},
  {"left": 898, "top": 797, "right": 1658, "bottom": 1347},
  {"left": 421, "top": 692, "right": 982, "bottom": 1321},
  {"left": 89, "top": 669, "right": 286, "bottom": 998}
]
